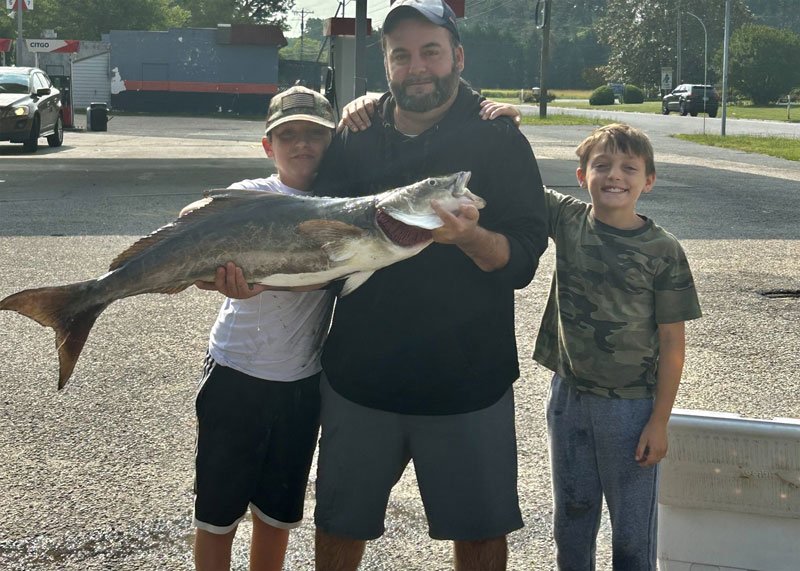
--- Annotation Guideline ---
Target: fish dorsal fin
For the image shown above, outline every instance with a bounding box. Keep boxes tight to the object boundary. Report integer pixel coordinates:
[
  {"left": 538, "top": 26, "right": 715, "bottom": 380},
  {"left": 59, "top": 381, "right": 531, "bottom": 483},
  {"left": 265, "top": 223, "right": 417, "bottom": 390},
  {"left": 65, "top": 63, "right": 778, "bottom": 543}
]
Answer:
[
  {"left": 296, "top": 219, "right": 365, "bottom": 262},
  {"left": 109, "top": 191, "right": 297, "bottom": 271},
  {"left": 202, "top": 187, "right": 290, "bottom": 200},
  {"left": 109, "top": 222, "right": 183, "bottom": 271}
]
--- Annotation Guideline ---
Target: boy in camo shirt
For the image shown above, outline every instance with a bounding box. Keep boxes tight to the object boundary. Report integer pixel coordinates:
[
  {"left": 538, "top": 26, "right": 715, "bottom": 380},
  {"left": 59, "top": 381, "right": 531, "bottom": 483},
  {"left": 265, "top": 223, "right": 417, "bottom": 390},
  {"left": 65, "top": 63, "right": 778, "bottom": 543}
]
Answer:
[{"left": 533, "top": 123, "right": 701, "bottom": 570}]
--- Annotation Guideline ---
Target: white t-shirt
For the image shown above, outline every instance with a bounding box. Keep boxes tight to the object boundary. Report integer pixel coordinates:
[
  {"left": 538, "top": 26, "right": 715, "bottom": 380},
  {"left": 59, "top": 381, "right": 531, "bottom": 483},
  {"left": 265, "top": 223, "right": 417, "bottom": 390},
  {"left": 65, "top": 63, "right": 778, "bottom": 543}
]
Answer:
[{"left": 207, "top": 175, "right": 334, "bottom": 381}]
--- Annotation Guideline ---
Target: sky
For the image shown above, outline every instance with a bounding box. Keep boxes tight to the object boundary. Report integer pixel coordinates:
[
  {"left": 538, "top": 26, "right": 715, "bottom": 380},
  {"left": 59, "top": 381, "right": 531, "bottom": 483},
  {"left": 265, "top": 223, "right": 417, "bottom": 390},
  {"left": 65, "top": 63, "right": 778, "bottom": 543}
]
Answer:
[
  {"left": 284, "top": 0, "right": 397, "bottom": 38},
  {"left": 284, "top": 0, "right": 512, "bottom": 38}
]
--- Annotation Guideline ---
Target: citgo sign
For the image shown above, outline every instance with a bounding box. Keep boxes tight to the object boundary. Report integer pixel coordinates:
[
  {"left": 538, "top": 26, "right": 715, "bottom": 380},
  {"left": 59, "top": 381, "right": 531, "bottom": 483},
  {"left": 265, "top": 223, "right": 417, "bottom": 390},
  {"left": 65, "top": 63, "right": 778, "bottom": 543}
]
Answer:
[{"left": 24, "top": 39, "right": 79, "bottom": 53}]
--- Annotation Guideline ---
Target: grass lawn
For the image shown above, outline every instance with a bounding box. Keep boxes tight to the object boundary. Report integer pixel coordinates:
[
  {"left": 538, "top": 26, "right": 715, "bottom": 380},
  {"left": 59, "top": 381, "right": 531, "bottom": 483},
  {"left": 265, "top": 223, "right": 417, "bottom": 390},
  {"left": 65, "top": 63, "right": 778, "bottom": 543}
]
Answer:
[
  {"left": 724, "top": 105, "right": 799, "bottom": 122},
  {"left": 547, "top": 100, "right": 799, "bottom": 122},
  {"left": 551, "top": 101, "right": 663, "bottom": 114},
  {"left": 519, "top": 114, "right": 613, "bottom": 127},
  {"left": 550, "top": 89, "right": 593, "bottom": 99},
  {"left": 672, "top": 134, "right": 800, "bottom": 162}
]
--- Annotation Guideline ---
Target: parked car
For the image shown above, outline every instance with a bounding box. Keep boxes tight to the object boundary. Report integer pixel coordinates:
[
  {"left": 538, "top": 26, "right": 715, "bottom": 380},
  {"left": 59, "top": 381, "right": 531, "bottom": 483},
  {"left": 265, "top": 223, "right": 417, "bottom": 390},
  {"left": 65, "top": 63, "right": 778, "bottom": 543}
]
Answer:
[
  {"left": 662, "top": 84, "right": 720, "bottom": 117},
  {"left": 0, "top": 66, "right": 64, "bottom": 152}
]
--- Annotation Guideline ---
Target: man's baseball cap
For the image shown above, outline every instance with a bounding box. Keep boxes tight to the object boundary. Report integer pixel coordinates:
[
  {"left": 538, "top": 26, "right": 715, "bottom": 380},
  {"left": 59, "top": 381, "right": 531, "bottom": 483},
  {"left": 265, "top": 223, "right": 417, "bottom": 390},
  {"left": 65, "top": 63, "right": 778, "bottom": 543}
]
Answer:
[
  {"left": 383, "top": 0, "right": 460, "bottom": 42},
  {"left": 265, "top": 85, "right": 336, "bottom": 135}
]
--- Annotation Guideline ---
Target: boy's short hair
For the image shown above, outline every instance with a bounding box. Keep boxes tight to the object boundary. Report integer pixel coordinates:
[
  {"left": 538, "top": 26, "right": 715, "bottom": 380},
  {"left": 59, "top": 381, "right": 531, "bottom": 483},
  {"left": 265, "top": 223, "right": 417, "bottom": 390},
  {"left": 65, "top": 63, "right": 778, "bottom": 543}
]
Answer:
[
  {"left": 265, "top": 85, "right": 336, "bottom": 136},
  {"left": 575, "top": 123, "right": 656, "bottom": 176}
]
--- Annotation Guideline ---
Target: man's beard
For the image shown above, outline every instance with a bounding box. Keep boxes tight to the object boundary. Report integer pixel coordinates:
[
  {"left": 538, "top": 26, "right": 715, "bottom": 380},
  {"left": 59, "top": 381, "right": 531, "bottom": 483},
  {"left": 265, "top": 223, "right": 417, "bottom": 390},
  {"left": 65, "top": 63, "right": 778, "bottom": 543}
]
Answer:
[{"left": 389, "top": 63, "right": 460, "bottom": 113}]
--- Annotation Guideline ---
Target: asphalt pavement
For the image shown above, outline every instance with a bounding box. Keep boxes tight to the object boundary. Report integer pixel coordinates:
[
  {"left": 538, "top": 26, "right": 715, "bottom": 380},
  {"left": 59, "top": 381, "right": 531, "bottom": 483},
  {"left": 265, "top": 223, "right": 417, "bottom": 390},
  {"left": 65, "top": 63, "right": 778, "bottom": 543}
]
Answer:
[{"left": 0, "top": 112, "right": 798, "bottom": 570}]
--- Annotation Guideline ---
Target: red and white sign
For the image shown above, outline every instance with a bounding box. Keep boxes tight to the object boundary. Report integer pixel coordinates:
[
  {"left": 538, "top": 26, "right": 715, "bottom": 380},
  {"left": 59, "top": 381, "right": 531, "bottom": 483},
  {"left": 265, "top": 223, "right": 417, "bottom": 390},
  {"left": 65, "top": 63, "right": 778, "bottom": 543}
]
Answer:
[
  {"left": 25, "top": 39, "right": 79, "bottom": 53},
  {"left": 6, "top": 0, "right": 33, "bottom": 10},
  {"left": 0, "top": 39, "right": 11, "bottom": 52}
]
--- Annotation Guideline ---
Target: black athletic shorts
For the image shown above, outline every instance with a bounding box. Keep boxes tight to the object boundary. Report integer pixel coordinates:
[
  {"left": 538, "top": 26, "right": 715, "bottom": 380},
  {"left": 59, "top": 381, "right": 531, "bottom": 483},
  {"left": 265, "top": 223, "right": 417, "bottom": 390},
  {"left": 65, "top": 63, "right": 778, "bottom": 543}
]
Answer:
[{"left": 193, "top": 354, "right": 321, "bottom": 534}]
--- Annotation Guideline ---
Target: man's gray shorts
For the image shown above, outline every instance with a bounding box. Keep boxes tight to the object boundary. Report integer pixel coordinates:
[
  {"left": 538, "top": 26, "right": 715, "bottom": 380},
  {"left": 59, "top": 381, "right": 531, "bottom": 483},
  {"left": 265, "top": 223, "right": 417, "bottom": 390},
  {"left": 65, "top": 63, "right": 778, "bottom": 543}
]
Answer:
[{"left": 314, "top": 374, "right": 523, "bottom": 541}]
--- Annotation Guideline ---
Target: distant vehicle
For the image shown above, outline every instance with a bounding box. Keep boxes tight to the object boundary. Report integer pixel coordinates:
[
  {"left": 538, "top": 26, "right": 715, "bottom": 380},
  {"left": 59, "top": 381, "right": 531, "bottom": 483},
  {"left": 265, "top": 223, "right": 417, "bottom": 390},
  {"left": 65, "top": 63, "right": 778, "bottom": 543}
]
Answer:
[
  {"left": 607, "top": 82, "right": 625, "bottom": 101},
  {"left": 662, "top": 84, "right": 720, "bottom": 118},
  {"left": 0, "top": 66, "right": 64, "bottom": 152}
]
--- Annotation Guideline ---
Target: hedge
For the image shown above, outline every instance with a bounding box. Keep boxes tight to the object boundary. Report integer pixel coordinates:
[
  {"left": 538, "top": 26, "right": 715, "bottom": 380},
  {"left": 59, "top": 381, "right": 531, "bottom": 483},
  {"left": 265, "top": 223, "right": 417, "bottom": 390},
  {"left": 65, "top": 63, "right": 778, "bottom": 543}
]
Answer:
[
  {"left": 589, "top": 85, "right": 615, "bottom": 105},
  {"left": 622, "top": 84, "right": 644, "bottom": 104}
]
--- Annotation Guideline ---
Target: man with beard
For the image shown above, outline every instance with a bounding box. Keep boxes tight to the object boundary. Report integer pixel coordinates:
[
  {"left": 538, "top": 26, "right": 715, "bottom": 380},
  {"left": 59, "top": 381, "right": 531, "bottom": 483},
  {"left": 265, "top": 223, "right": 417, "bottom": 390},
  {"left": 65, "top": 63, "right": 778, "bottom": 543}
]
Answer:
[{"left": 312, "top": 1, "right": 548, "bottom": 569}]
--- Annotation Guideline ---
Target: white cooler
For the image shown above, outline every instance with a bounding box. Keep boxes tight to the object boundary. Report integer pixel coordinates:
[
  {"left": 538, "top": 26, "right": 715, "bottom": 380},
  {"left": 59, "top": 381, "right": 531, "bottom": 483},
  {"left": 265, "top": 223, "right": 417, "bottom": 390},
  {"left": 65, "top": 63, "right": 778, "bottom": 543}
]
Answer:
[{"left": 658, "top": 410, "right": 800, "bottom": 571}]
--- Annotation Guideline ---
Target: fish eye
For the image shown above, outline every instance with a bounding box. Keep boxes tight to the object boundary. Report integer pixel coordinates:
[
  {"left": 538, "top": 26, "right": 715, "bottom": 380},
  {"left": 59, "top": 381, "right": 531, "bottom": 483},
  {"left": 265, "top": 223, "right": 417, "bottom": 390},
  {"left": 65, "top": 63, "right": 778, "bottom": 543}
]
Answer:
[{"left": 428, "top": 180, "right": 437, "bottom": 186}]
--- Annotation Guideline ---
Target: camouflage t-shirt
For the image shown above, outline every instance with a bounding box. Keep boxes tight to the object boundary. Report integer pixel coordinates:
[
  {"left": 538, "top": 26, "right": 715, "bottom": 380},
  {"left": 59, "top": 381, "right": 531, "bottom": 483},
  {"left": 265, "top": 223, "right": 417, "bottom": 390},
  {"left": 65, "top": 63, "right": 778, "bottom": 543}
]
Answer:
[{"left": 533, "top": 189, "right": 702, "bottom": 398}]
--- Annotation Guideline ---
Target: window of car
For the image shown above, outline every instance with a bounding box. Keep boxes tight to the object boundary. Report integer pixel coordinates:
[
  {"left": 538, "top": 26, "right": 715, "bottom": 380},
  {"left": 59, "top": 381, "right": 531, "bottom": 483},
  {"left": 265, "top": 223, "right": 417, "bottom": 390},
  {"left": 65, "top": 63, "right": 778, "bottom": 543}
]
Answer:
[
  {"left": 0, "top": 72, "right": 30, "bottom": 94},
  {"left": 32, "top": 73, "right": 49, "bottom": 92},
  {"left": 691, "top": 86, "right": 715, "bottom": 96}
]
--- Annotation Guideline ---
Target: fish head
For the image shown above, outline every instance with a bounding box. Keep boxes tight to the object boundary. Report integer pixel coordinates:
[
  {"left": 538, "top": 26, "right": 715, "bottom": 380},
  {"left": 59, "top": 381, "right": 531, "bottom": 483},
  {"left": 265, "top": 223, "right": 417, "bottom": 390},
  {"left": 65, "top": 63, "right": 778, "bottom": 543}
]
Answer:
[{"left": 376, "top": 172, "right": 485, "bottom": 233}]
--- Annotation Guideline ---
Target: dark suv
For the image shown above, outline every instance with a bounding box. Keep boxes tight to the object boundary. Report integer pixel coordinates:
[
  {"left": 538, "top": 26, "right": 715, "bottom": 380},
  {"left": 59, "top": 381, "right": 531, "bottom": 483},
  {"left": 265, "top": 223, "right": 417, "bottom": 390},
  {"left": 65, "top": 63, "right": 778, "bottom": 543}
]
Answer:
[
  {"left": 0, "top": 66, "right": 64, "bottom": 152},
  {"left": 662, "top": 84, "right": 719, "bottom": 117}
]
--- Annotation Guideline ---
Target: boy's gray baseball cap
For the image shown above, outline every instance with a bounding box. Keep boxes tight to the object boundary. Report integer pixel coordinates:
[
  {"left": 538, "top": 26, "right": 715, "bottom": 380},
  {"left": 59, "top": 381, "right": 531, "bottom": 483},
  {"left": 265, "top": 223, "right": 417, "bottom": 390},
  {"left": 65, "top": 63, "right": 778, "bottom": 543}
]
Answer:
[
  {"left": 383, "top": 0, "right": 460, "bottom": 42},
  {"left": 265, "top": 86, "right": 336, "bottom": 134}
]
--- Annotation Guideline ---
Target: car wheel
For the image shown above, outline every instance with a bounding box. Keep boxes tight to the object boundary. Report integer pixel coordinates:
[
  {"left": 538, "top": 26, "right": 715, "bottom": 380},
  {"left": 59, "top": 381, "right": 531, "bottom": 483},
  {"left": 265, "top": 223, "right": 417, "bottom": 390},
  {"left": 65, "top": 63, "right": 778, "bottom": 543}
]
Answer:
[
  {"left": 679, "top": 101, "right": 688, "bottom": 116},
  {"left": 47, "top": 115, "right": 64, "bottom": 147},
  {"left": 708, "top": 109, "right": 718, "bottom": 118},
  {"left": 22, "top": 116, "right": 40, "bottom": 152},
  {"left": 662, "top": 102, "right": 670, "bottom": 115}
]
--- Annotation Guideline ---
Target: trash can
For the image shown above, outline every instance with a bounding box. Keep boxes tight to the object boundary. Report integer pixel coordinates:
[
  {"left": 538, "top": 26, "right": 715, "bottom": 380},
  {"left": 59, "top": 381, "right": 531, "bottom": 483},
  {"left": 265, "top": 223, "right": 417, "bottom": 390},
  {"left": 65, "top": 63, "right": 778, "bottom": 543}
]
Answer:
[{"left": 86, "top": 102, "right": 109, "bottom": 132}]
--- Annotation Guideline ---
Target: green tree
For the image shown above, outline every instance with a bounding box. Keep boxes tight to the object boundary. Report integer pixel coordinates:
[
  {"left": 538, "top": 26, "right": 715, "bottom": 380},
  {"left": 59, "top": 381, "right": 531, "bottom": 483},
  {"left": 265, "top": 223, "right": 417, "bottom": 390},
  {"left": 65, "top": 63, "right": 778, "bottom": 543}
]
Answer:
[
  {"left": 237, "top": 0, "right": 293, "bottom": 24},
  {"left": 460, "top": 22, "right": 523, "bottom": 90},
  {"left": 744, "top": 0, "right": 800, "bottom": 35},
  {"left": 280, "top": 36, "right": 325, "bottom": 61},
  {"left": 597, "top": 0, "right": 752, "bottom": 89},
  {"left": 178, "top": 0, "right": 293, "bottom": 28},
  {"left": 725, "top": 24, "right": 800, "bottom": 104},
  {"left": 303, "top": 17, "right": 324, "bottom": 42},
  {"left": 15, "top": 0, "right": 190, "bottom": 41}
]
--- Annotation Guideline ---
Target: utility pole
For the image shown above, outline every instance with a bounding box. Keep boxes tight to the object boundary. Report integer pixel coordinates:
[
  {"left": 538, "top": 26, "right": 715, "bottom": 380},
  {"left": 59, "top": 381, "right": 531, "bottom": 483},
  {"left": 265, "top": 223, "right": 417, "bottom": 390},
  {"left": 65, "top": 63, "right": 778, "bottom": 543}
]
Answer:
[
  {"left": 299, "top": 9, "right": 306, "bottom": 61},
  {"left": 354, "top": 0, "right": 367, "bottom": 97},
  {"left": 537, "top": 0, "right": 552, "bottom": 119},
  {"left": 721, "top": 0, "right": 731, "bottom": 136},
  {"left": 676, "top": 0, "right": 682, "bottom": 84},
  {"left": 16, "top": 0, "right": 23, "bottom": 66}
]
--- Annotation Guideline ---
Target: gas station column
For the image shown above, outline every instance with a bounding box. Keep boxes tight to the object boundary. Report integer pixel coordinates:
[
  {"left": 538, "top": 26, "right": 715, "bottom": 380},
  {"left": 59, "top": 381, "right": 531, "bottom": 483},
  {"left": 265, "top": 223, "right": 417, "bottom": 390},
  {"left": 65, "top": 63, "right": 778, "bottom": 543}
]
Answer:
[{"left": 323, "top": 17, "right": 372, "bottom": 118}]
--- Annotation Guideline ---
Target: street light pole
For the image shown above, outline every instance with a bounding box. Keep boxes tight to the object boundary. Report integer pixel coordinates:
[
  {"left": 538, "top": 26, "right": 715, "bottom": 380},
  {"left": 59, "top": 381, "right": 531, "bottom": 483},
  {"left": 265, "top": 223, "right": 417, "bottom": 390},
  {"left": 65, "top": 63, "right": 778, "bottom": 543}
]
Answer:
[
  {"left": 676, "top": 0, "right": 682, "bottom": 83},
  {"left": 16, "top": 0, "right": 23, "bottom": 65},
  {"left": 686, "top": 12, "right": 707, "bottom": 123}
]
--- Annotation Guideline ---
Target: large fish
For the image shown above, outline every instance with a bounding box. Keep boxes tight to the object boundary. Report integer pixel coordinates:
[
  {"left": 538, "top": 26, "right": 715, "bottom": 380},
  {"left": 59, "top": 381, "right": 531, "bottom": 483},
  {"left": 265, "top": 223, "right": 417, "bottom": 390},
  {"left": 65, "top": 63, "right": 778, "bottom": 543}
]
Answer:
[{"left": 1, "top": 171, "right": 483, "bottom": 390}]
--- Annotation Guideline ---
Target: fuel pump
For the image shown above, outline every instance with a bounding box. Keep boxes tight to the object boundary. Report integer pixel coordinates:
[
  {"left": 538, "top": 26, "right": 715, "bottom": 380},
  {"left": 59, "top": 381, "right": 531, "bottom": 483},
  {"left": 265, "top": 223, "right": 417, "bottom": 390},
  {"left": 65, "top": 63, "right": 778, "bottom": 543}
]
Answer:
[{"left": 323, "top": 17, "right": 371, "bottom": 120}]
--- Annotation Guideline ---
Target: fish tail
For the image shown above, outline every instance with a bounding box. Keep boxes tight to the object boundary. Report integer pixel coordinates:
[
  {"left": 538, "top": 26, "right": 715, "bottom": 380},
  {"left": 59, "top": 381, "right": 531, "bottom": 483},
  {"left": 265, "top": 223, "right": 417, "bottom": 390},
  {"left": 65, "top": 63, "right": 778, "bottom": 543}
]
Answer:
[{"left": 0, "top": 281, "right": 108, "bottom": 390}]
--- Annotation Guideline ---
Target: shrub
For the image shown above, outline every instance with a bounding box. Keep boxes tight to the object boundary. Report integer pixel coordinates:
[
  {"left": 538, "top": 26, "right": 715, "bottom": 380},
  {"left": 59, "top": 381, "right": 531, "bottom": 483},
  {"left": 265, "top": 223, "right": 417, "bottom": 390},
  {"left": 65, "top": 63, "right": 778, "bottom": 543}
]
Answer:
[
  {"left": 622, "top": 84, "right": 644, "bottom": 104},
  {"left": 727, "top": 24, "right": 800, "bottom": 105},
  {"left": 480, "top": 89, "right": 520, "bottom": 99},
  {"left": 589, "top": 85, "right": 615, "bottom": 106},
  {"left": 521, "top": 89, "right": 556, "bottom": 104}
]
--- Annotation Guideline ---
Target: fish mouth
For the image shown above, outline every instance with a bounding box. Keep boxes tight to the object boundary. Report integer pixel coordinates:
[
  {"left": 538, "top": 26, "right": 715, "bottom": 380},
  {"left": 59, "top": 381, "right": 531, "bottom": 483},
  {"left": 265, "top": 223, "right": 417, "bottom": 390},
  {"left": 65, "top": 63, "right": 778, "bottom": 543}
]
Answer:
[{"left": 376, "top": 210, "right": 433, "bottom": 247}]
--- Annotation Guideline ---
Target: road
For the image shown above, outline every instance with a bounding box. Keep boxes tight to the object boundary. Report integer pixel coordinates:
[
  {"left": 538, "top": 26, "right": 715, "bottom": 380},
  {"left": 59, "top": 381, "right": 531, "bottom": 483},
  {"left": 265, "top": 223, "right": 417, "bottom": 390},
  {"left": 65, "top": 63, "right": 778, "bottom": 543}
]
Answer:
[
  {"left": 521, "top": 101, "right": 800, "bottom": 138},
  {"left": 0, "top": 112, "right": 798, "bottom": 570}
]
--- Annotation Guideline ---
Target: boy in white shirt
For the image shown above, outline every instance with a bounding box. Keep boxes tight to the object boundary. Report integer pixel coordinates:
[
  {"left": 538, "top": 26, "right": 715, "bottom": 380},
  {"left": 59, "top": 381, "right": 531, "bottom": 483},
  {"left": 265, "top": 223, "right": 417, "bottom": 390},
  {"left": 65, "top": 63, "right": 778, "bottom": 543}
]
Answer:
[{"left": 186, "top": 86, "right": 335, "bottom": 571}]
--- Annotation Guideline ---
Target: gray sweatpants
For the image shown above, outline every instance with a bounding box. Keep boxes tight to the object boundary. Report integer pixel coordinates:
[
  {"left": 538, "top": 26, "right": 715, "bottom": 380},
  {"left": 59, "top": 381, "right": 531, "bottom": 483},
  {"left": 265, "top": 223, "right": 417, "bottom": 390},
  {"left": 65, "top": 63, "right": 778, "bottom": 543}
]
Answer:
[{"left": 546, "top": 373, "right": 659, "bottom": 571}]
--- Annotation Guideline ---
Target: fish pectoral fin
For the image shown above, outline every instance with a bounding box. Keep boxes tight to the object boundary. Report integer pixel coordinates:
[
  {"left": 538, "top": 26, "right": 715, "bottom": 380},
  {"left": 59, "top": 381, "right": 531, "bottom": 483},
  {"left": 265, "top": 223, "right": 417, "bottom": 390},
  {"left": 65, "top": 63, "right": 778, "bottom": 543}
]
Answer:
[
  {"left": 296, "top": 220, "right": 365, "bottom": 262},
  {"left": 340, "top": 271, "right": 375, "bottom": 296}
]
